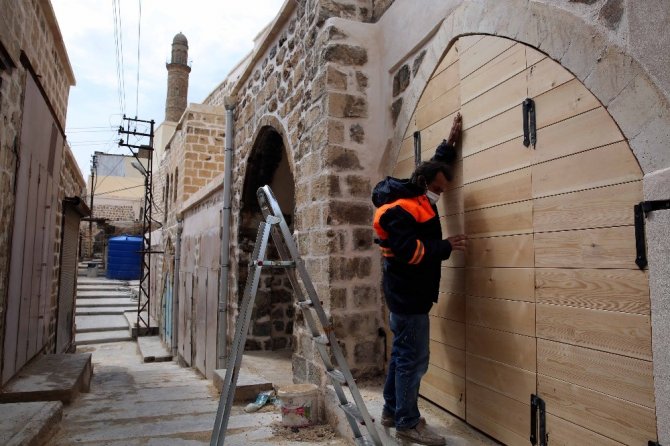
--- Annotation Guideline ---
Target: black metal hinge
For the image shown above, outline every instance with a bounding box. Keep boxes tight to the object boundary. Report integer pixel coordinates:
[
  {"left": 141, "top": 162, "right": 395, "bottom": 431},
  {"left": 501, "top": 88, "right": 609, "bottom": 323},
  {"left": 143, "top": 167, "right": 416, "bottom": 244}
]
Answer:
[
  {"left": 530, "top": 394, "right": 547, "bottom": 446},
  {"left": 648, "top": 441, "right": 663, "bottom": 446},
  {"left": 414, "top": 131, "right": 422, "bottom": 167},
  {"left": 522, "top": 98, "right": 537, "bottom": 148},
  {"left": 634, "top": 199, "right": 670, "bottom": 269}
]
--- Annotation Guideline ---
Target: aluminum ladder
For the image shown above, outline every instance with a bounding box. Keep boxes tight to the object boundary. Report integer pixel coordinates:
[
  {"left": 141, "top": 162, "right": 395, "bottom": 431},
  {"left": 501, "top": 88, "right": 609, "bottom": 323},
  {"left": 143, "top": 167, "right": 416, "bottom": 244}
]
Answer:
[{"left": 210, "top": 185, "right": 383, "bottom": 446}]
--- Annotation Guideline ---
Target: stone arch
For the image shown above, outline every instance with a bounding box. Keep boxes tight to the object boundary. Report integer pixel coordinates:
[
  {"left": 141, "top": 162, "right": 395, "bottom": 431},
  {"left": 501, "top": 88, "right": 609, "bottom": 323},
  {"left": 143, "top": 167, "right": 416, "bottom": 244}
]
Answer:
[
  {"left": 237, "top": 118, "right": 296, "bottom": 351},
  {"left": 392, "top": 0, "right": 670, "bottom": 176}
]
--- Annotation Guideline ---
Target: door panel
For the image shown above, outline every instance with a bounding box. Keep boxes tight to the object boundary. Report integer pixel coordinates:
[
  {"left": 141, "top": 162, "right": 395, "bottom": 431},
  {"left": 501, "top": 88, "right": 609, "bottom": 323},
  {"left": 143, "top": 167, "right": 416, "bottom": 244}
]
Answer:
[{"left": 404, "top": 34, "right": 657, "bottom": 444}]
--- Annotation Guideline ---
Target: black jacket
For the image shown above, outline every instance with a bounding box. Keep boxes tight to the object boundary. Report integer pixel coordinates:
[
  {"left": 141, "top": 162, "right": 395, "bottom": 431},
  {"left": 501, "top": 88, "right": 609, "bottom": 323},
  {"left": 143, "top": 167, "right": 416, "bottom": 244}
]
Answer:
[{"left": 372, "top": 177, "right": 453, "bottom": 314}]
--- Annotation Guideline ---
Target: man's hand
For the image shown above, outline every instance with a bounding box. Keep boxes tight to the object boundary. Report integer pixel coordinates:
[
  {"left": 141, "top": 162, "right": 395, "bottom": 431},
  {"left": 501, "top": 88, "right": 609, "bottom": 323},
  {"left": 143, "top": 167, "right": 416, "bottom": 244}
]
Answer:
[
  {"left": 447, "top": 234, "right": 467, "bottom": 252},
  {"left": 447, "top": 113, "right": 462, "bottom": 147}
]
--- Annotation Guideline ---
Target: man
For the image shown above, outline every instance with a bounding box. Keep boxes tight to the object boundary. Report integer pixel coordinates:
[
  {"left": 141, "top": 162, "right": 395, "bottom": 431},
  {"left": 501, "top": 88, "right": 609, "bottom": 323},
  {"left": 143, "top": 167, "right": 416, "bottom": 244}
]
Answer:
[{"left": 372, "top": 114, "right": 466, "bottom": 446}]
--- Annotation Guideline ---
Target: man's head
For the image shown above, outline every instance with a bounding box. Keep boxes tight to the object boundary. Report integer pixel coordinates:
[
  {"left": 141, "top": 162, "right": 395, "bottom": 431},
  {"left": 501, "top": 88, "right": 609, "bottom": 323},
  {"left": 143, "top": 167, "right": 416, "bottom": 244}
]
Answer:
[{"left": 411, "top": 160, "right": 453, "bottom": 193}]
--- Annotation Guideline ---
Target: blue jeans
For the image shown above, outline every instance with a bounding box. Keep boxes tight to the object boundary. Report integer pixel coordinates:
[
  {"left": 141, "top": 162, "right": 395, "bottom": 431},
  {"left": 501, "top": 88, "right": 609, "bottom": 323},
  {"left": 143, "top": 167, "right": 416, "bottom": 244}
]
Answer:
[{"left": 382, "top": 312, "right": 430, "bottom": 430}]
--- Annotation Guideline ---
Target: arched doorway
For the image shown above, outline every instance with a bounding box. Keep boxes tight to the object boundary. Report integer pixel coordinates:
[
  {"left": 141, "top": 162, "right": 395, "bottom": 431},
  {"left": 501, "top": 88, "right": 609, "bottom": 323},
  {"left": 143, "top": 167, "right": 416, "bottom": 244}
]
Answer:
[
  {"left": 239, "top": 126, "right": 296, "bottom": 351},
  {"left": 394, "top": 35, "right": 656, "bottom": 445}
]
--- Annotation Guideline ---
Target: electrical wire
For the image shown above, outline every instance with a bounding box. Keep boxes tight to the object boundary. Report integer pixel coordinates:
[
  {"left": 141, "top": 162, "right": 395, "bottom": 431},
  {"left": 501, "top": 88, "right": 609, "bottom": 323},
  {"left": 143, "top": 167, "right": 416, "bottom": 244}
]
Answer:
[
  {"left": 112, "top": 0, "right": 126, "bottom": 115},
  {"left": 135, "top": 0, "right": 142, "bottom": 117}
]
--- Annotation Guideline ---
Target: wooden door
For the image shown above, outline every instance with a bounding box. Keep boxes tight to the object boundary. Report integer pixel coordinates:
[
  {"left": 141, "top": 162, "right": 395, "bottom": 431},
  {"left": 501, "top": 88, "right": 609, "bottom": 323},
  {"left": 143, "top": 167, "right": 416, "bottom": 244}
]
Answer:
[{"left": 396, "top": 35, "right": 657, "bottom": 445}]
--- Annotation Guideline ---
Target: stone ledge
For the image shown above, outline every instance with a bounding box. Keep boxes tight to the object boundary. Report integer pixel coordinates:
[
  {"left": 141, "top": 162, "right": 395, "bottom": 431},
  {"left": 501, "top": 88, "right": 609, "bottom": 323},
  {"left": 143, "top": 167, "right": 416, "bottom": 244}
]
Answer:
[
  {"left": 213, "top": 369, "right": 273, "bottom": 402},
  {"left": 0, "top": 401, "right": 62, "bottom": 446},
  {"left": 0, "top": 353, "right": 92, "bottom": 404},
  {"left": 137, "top": 335, "right": 173, "bottom": 363}
]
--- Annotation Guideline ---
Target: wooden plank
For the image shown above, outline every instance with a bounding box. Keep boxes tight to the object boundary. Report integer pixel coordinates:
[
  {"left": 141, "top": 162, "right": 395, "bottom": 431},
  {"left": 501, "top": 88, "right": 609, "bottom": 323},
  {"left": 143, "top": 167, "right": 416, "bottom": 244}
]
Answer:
[
  {"left": 431, "top": 290, "right": 465, "bottom": 322},
  {"left": 438, "top": 186, "right": 463, "bottom": 216},
  {"left": 461, "top": 43, "right": 527, "bottom": 104},
  {"left": 466, "top": 325, "right": 536, "bottom": 372},
  {"left": 398, "top": 111, "right": 462, "bottom": 162},
  {"left": 430, "top": 316, "right": 465, "bottom": 350},
  {"left": 458, "top": 35, "right": 484, "bottom": 54},
  {"left": 438, "top": 266, "right": 465, "bottom": 295},
  {"left": 536, "top": 303, "right": 653, "bottom": 360},
  {"left": 432, "top": 42, "right": 459, "bottom": 79},
  {"left": 546, "top": 413, "right": 625, "bottom": 446},
  {"left": 537, "top": 339, "right": 655, "bottom": 408},
  {"left": 464, "top": 167, "right": 531, "bottom": 211},
  {"left": 534, "top": 78, "right": 601, "bottom": 129},
  {"left": 392, "top": 154, "right": 416, "bottom": 178},
  {"left": 466, "top": 234, "right": 534, "bottom": 268},
  {"left": 206, "top": 268, "right": 218, "bottom": 379},
  {"left": 462, "top": 137, "right": 531, "bottom": 184},
  {"left": 441, "top": 213, "right": 465, "bottom": 237},
  {"left": 466, "top": 380, "right": 530, "bottom": 446},
  {"left": 535, "top": 268, "right": 650, "bottom": 315},
  {"left": 533, "top": 142, "right": 642, "bottom": 199},
  {"left": 538, "top": 374, "right": 657, "bottom": 445},
  {"left": 462, "top": 67, "right": 528, "bottom": 130},
  {"left": 461, "top": 106, "right": 522, "bottom": 157},
  {"left": 527, "top": 56, "right": 574, "bottom": 97},
  {"left": 430, "top": 339, "right": 465, "bottom": 377},
  {"left": 416, "top": 87, "right": 460, "bottom": 130},
  {"left": 29, "top": 165, "right": 48, "bottom": 359},
  {"left": 467, "top": 296, "right": 535, "bottom": 337},
  {"left": 466, "top": 267, "right": 535, "bottom": 302},
  {"left": 420, "top": 364, "right": 465, "bottom": 418},
  {"left": 535, "top": 226, "right": 637, "bottom": 269},
  {"left": 465, "top": 200, "right": 533, "bottom": 238},
  {"left": 460, "top": 36, "right": 516, "bottom": 79},
  {"left": 525, "top": 45, "right": 546, "bottom": 66},
  {"left": 466, "top": 353, "right": 536, "bottom": 404},
  {"left": 533, "top": 107, "right": 624, "bottom": 165},
  {"left": 418, "top": 63, "right": 459, "bottom": 110},
  {"left": 533, "top": 181, "right": 642, "bottom": 233},
  {"left": 442, "top": 249, "right": 466, "bottom": 268}
]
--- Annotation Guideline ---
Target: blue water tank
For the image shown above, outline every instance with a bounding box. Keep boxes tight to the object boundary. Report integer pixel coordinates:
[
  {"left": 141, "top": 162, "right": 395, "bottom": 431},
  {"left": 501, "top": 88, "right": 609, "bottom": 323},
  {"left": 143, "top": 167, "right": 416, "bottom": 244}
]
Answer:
[{"left": 107, "top": 235, "right": 143, "bottom": 280}]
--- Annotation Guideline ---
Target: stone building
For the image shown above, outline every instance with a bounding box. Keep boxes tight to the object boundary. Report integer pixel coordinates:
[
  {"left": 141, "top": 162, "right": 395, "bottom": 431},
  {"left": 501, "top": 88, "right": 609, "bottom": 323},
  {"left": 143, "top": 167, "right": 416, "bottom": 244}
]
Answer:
[
  {"left": 0, "top": 0, "right": 87, "bottom": 382},
  {"left": 153, "top": 1, "right": 670, "bottom": 443}
]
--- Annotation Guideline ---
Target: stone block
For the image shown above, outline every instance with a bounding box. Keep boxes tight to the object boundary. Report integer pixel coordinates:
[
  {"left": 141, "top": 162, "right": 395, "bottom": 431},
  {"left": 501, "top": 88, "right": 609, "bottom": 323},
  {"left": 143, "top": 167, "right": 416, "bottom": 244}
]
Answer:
[
  {"left": 326, "top": 200, "right": 372, "bottom": 225},
  {"left": 584, "top": 45, "right": 637, "bottom": 107},
  {"left": 349, "top": 123, "right": 364, "bottom": 144},
  {"left": 212, "top": 369, "right": 273, "bottom": 402},
  {"left": 327, "top": 92, "right": 368, "bottom": 118},
  {"left": 323, "top": 145, "right": 363, "bottom": 171},
  {"left": 0, "top": 401, "right": 62, "bottom": 446},
  {"left": 329, "top": 256, "right": 372, "bottom": 281},
  {"left": 352, "top": 284, "right": 378, "bottom": 307},
  {"left": 345, "top": 175, "right": 371, "bottom": 198},
  {"left": 630, "top": 108, "right": 670, "bottom": 174},
  {"left": 352, "top": 227, "right": 374, "bottom": 251},
  {"left": 393, "top": 65, "right": 411, "bottom": 97}
]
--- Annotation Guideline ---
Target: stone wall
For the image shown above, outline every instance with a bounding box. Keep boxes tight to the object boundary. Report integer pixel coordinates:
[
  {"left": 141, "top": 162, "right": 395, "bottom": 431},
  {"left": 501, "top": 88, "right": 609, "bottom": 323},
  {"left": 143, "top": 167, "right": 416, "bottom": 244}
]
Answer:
[
  {"left": 203, "top": 0, "right": 386, "bottom": 385},
  {"left": 0, "top": 0, "right": 75, "bottom": 368}
]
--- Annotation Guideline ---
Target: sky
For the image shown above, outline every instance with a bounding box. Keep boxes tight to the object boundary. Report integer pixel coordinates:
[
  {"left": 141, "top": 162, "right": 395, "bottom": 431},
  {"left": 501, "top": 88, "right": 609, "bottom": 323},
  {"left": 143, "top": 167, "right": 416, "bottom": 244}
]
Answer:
[{"left": 51, "top": 0, "right": 286, "bottom": 177}]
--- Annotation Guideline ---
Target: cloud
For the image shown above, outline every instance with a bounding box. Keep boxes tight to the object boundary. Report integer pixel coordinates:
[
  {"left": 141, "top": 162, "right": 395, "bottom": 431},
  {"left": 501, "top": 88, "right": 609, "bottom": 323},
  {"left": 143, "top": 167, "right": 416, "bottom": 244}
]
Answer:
[{"left": 51, "top": 0, "right": 285, "bottom": 176}]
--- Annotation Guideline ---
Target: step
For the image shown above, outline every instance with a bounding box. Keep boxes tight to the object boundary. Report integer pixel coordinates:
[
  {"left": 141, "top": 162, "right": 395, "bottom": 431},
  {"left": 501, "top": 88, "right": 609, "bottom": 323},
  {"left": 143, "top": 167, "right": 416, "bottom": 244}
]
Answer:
[
  {"left": 137, "top": 336, "right": 173, "bottom": 362},
  {"left": 76, "top": 290, "right": 133, "bottom": 299},
  {"left": 124, "top": 310, "right": 159, "bottom": 337},
  {"left": 0, "top": 353, "right": 92, "bottom": 404},
  {"left": 212, "top": 368, "right": 273, "bottom": 402},
  {"left": 76, "top": 298, "right": 137, "bottom": 307},
  {"left": 0, "top": 402, "right": 62, "bottom": 446},
  {"left": 75, "top": 315, "right": 129, "bottom": 333},
  {"left": 75, "top": 330, "right": 133, "bottom": 345},
  {"left": 75, "top": 306, "right": 137, "bottom": 316}
]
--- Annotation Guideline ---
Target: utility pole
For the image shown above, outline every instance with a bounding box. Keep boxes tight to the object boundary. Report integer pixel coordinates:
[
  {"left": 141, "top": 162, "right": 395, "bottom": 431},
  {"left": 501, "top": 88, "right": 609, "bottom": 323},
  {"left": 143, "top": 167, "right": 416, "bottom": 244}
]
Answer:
[
  {"left": 88, "top": 154, "right": 98, "bottom": 258},
  {"left": 118, "top": 115, "right": 155, "bottom": 336}
]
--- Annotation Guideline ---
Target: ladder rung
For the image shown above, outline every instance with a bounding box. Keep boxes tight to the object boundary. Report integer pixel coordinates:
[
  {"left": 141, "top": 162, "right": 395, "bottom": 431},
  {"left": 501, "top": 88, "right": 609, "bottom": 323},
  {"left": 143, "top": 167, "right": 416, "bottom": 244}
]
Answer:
[
  {"left": 314, "top": 335, "right": 330, "bottom": 346},
  {"left": 327, "top": 369, "right": 347, "bottom": 384},
  {"left": 340, "top": 402, "right": 366, "bottom": 425},
  {"left": 254, "top": 260, "right": 295, "bottom": 268}
]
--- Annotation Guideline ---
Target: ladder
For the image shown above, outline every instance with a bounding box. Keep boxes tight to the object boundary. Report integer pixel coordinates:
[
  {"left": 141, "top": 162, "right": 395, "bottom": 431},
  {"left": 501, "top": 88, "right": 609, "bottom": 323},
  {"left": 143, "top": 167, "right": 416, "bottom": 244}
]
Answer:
[{"left": 210, "top": 185, "right": 383, "bottom": 446}]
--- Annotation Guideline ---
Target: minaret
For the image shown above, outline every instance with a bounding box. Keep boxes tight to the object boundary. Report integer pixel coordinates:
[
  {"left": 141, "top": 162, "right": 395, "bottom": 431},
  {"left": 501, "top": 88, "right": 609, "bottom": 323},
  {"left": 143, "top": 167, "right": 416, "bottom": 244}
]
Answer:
[{"left": 165, "top": 32, "right": 191, "bottom": 122}]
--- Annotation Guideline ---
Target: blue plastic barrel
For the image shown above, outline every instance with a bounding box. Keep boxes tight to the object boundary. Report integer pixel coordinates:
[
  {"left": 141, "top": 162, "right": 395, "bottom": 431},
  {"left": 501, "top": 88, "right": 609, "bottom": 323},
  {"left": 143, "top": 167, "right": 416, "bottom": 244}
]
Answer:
[{"left": 106, "top": 235, "right": 143, "bottom": 280}]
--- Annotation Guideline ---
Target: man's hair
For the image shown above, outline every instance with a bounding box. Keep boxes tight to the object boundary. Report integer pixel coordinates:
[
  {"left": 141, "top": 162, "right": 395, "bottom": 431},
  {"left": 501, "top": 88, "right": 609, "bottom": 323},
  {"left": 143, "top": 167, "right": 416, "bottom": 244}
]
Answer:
[{"left": 410, "top": 160, "right": 454, "bottom": 188}]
